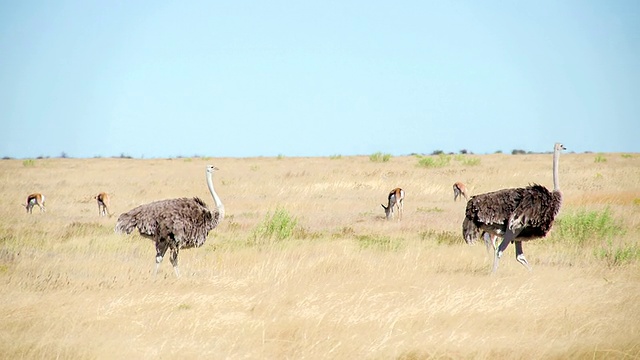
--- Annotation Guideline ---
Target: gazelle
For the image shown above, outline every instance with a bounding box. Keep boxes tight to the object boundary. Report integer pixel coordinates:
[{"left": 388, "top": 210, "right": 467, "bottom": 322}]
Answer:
[
  {"left": 381, "top": 187, "right": 404, "bottom": 220},
  {"left": 94, "top": 192, "right": 111, "bottom": 217},
  {"left": 453, "top": 182, "right": 468, "bottom": 202},
  {"left": 24, "top": 193, "right": 46, "bottom": 214}
]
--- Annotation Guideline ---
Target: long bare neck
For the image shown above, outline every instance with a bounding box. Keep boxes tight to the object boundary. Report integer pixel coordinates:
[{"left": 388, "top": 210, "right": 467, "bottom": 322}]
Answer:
[
  {"left": 206, "top": 171, "right": 225, "bottom": 219},
  {"left": 553, "top": 147, "right": 561, "bottom": 191}
]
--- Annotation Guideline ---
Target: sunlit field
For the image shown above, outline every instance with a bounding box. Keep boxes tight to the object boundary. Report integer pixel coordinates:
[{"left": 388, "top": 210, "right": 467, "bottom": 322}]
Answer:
[{"left": 1, "top": 152, "right": 639, "bottom": 359}]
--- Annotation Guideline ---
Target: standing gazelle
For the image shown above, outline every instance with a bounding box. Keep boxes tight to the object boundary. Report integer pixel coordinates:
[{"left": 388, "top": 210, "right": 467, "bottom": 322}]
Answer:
[
  {"left": 453, "top": 182, "right": 468, "bottom": 202},
  {"left": 95, "top": 192, "right": 110, "bottom": 217},
  {"left": 24, "top": 193, "right": 46, "bottom": 214},
  {"left": 381, "top": 188, "right": 405, "bottom": 220}
]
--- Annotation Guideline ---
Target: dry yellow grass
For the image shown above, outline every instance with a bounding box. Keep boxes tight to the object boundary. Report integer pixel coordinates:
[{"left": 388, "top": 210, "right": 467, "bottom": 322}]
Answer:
[{"left": 1, "top": 153, "right": 639, "bottom": 359}]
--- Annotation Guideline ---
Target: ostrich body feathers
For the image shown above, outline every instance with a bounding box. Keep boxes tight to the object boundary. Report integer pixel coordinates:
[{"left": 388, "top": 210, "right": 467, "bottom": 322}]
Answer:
[
  {"left": 115, "top": 197, "right": 221, "bottom": 250},
  {"left": 464, "top": 184, "right": 562, "bottom": 243}
]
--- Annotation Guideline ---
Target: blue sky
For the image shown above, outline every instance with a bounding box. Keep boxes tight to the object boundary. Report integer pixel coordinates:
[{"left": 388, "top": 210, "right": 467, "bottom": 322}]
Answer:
[{"left": 1, "top": 1, "right": 638, "bottom": 158}]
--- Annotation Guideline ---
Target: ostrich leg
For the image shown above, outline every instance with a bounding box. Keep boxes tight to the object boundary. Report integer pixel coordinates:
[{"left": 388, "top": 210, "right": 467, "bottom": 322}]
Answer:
[
  {"left": 515, "top": 241, "right": 532, "bottom": 271},
  {"left": 169, "top": 247, "right": 180, "bottom": 277},
  {"left": 155, "top": 239, "right": 170, "bottom": 276}
]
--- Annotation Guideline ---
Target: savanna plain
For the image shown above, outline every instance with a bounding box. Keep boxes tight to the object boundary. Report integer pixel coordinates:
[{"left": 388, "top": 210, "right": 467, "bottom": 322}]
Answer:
[{"left": 1, "top": 152, "right": 639, "bottom": 359}]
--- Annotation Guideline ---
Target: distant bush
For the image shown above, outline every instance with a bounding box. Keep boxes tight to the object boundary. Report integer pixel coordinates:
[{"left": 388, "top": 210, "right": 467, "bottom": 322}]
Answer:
[
  {"left": 417, "top": 154, "right": 450, "bottom": 168},
  {"left": 329, "top": 154, "right": 342, "bottom": 160},
  {"left": 494, "top": 150, "right": 503, "bottom": 154},
  {"left": 621, "top": 154, "right": 633, "bottom": 159},
  {"left": 512, "top": 149, "right": 526, "bottom": 155},
  {"left": 22, "top": 159, "right": 35, "bottom": 167},
  {"left": 420, "top": 229, "right": 459, "bottom": 246},
  {"left": 461, "top": 157, "right": 481, "bottom": 166},
  {"left": 431, "top": 150, "right": 444, "bottom": 156},
  {"left": 369, "top": 152, "right": 391, "bottom": 162},
  {"left": 594, "top": 154, "right": 607, "bottom": 163}
]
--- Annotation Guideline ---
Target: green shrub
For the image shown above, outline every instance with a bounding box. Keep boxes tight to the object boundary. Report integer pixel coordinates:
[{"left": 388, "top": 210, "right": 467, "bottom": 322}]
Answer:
[
  {"left": 420, "top": 229, "right": 459, "bottom": 246},
  {"left": 369, "top": 152, "right": 391, "bottom": 162},
  {"left": 248, "top": 207, "right": 298, "bottom": 245},
  {"left": 551, "top": 208, "right": 625, "bottom": 246},
  {"left": 417, "top": 154, "right": 451, "bottom": 168},
  {"left": 22, "top": 159, "right": 36, "bottom": 167},
  {"left": 595, "top": 240, "right": 640, "bottom": 267},
  {"left": 461, "top": 157, "right": 481, "bottom": 166},
  {"left": 356, "top": 234, "right": 404, "bottom": 251},
  {"left": 594, "top": 154, "right": 607, "bottom": 163}
]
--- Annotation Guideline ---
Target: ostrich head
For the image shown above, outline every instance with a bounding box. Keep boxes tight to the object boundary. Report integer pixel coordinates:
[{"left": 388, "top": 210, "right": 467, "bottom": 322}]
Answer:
[
  {"left": 206, "top": 165, "right": 219, "bottom": 174},
  {"left": 555, "top": 143, "right": 566, "bottom": 152}
]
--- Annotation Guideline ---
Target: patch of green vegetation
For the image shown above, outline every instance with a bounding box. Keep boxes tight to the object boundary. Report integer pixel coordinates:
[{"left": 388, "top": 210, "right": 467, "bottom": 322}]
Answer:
[
  {"left": 550, "top": 208, "right": 625, "bottom": 246},
  {"left": 22, "top": 159, "right": 36, "bottom": 167},
  {"left": 369, "top": 152, "right": 392, "bottom": 163},
  {"left": 416, "top": 154, "right": 451, "bottom": 168},
  {"left": 176, "top": 303, "right": 192, "bottom": 311},
  {"left": 248, "top": 207, "right": 298, "bottom": 245},
  {"left": 416, "top": 207, "right": 444, "bottom": 213},
  {"left": 621, "top": 154, "right": 633, "bottom": 159},
  {"left": 633, "top": 198, "right": 640, "bottom": 206},
  {"left": 356, "top": 234, "right": 404, "bottom": 251},
  {"left": 594, "top": 154, "right": 607, "bottom": 163},
  {"left": 277, "top": 154, "right": 285, "bottom": 160},
  {"left": 329, "top": 154, "right": 342, "bottom": 160},
  {"left": 461, "top": 157, "right": 481, "bottom": 166},
  {"left": 595, "top": 240, "right": 640, "bottom": 267},
  {"left": 420, "top": 229, "right": 459, "bottom": 246}
]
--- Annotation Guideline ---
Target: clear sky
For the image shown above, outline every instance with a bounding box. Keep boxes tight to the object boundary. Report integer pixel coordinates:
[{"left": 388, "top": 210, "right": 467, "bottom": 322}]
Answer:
[{"left": 1, "top": 1, "right": 638, "bottom": 158}]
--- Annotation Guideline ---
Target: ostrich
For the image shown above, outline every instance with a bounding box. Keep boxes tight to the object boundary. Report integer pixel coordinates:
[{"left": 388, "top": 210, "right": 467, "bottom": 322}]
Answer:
[
  {"left": 95, "top": 192, "right": 111, "bottom": 217},
  {"left": 115, "top": 165, "right": 225, "bottom": 277},
  {"left": 381, "top": 188, "right": 404, "bottom": 220},
  {"left": 463, "top": 143, "right": 565, "bottom": 273},
  {"left": 23, "top": 193, "right": 46, "bottom": 213},
  {"left": 453, "top": 182, "right": 468, "bottom": 202}
]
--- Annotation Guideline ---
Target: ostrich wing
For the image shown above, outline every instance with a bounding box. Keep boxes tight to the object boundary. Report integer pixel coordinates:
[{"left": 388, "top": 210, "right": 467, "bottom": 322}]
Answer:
[
  {"left": 465, "top": 188, "right": 526, "bottom": 232},
  {"left": 508, "top": 184, "right": 562, "bottom": 238}
]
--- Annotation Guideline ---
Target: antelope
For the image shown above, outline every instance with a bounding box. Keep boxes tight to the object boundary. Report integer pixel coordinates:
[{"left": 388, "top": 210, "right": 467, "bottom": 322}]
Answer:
[
  {"left": 24, "top": 193, "right": 46, "bottom": 214},
  {"left": 453, "top": 182, "right": 468, "bottom": 202},
  {"left": 94, "top": 192, "right": 111, "bottom": 217},
  {"left": 381, "top": 187, "right": 404, "bottom": 220}
]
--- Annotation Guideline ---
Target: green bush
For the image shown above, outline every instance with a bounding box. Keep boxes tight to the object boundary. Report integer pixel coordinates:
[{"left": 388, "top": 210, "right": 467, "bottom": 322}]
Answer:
[
  {"left": 356, "top": 234, "right": 404, "bottom": 251},
  {"left": 594, "top": 154, "right": 607, "bottom": 163},
  {"left": 369, "top": 152, "right": 391, "bottom": 163},
  {"left": 595, "top": 240, "right": 640, "bottom": 267},
  {"left": 22, "top": 159, "right": 36, "bottom": 167},
  {"left": 417, "top": 154, "right": 451, "bottom": 168},
  {"left": 551, "top": 208, "right": 625, "bottom": 246},
  {"left": 249, "top": 207, "right": 298, "bottom": 245}
]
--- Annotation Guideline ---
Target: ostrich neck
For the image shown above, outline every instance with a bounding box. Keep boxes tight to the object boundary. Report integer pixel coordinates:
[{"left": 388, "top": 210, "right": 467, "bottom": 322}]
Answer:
[
  {"left": 553, "top": 148, "right": 560, "bottom": 191},
  {"left": 206, "top": 171, "right": 225, "bottom": 217}
]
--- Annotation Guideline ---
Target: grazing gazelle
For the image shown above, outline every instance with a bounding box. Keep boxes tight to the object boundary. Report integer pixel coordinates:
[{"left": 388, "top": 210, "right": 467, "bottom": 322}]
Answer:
[
  {"left": 453, "top": 182, "right": 469, "bottom": 202},
  {"left": 95, "top": 192, "right": 111, "bottom": 217},
  {"left": 381, "top": 188, "right": 405, "bottom": 221},
  {"left": 24, "top": 193, "right": 46, "bottom": 214}
]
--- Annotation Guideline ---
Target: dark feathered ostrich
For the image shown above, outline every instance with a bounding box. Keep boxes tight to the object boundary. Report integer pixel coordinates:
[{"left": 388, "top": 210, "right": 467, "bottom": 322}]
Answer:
[
  {"left": 115, "top": 165, "right": 225, "bottom": 276},
  {"left": 463, "top": 143, "right": 565, "bottom": 273}
]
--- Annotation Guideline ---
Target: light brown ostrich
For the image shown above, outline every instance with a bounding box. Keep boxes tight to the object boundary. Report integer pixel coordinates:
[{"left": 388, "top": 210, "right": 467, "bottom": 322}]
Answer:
[
  {"left": 115, "top": 165, "right": 225, "bottom": 277},
  {"left": 463, "top": 143, "right": 566, "bottom": 273},
  {"left": 453, "top": 182, "right": 468, "bottom": 202},
  {"left": 94, "top": 192, "right": 111, "bottom": 217},
  {"left": 23, "top": 193, "right": 46, "bottom": 214},
  {"left": 381, "top": 187, "right": 404, "bottom": 221}
]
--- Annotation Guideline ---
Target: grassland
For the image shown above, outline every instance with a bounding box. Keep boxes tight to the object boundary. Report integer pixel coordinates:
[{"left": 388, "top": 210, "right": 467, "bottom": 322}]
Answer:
[{"left": 1, "top": 152, "right": 639, "bottom": 359}]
